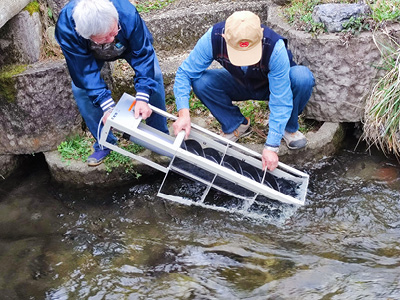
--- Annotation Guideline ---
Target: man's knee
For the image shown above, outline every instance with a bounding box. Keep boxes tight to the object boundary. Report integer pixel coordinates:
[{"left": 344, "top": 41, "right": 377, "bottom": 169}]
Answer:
[
  {"left": 193, "top": 73, "right": 211, "bottom": 93},
  {"left": 290, "top": 65, "right": 315, "bottom": 89}
]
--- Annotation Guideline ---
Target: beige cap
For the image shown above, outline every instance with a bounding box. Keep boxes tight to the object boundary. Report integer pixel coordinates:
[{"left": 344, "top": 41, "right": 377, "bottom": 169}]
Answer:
[{"left": 223, "top": 11, "right": 263, "bottom": 66}]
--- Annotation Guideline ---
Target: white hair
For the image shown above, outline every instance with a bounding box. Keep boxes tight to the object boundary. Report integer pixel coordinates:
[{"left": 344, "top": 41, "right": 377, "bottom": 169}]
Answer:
[{"left": 73, "top": 0, "right": 119, "bottom": 39}]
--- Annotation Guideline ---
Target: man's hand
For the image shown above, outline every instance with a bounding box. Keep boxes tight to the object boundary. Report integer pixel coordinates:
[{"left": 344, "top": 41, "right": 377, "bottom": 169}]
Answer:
[
  {"left": 102, "top": 108, "right": 113, "bottom": 124},
  {"left": 262, "top": 148, "right": 279, "bottom": 171},
  {"left": 134, "top": 101, "right": 152, "bottom": 120},
  {"left": 173, "top": 108, "right": 191, "bottom": 139}
]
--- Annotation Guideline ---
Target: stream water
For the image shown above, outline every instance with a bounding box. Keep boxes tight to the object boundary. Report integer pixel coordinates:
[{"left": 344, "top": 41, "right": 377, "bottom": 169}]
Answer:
[{"left": 1, "top": 135, "right": 399, "bottom": 300}]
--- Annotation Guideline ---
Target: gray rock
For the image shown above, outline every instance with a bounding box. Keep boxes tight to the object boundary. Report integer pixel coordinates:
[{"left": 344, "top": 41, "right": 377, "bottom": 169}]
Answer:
[
  {"left": 0, "top": 154, "right": 23, "bottom": 179},
  {"left": 46, "top": 0, "right": 69, "bottom": 21},
  {"left": 0, "top": 60, "right": 82, "bottom": 155},
  {"left": 0, "top": 0, "right": 30, "bottom": 29},
  {"left": 0, "top": 10, "right": 42, "bottom": 65},
  {"left": 45, "top": 26, "right": 58, "bottom": 48},
  {"left": 312, "top": 3, "right": 371, "bottom": 33},
  {"left": 44, "top": 149, "right": 170, "bottom": 188}
]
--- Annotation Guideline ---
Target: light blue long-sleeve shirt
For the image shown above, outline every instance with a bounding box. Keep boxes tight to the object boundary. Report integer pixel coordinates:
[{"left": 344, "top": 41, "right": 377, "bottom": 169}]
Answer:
[{"left": 173, "top": 27, "right": 293, "bottom": 147}]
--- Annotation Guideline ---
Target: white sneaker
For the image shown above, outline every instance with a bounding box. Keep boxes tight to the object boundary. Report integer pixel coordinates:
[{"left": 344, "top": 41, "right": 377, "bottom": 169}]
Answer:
[
  {"left": 283, "top": 130, "right": 307, "bottom": 149},
  {"left": 221, "top": 118, "right": 251, "bottom": 142}
]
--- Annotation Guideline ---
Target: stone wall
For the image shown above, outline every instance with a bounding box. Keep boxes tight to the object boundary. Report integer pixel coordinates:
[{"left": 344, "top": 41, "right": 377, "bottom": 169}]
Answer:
[
  {"left": 0, "top": 0, "right": 76, "bottom": 178},
  {"left": 0, "top": 61, "right": 81, "bottom": 155},
  {"left": 0, "top": 9, "right": 42, "bottom": 66},
  {"left": 267, "top": 6, "right": 400, "bottom": 123}
]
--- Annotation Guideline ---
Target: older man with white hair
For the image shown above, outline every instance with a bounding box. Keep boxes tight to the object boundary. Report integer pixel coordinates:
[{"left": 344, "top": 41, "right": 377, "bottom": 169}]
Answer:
[{"left": 55, "top": 0, "right": 168, "bottom": 166}]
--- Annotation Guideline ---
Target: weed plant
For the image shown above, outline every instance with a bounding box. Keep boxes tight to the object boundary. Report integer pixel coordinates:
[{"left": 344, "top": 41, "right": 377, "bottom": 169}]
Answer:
[
  {"left": 342, "top": 16, "right": 370, "bottom": 34},
  {"left": 135, "top": 0, "right": 175, "bottom": 13},
  {"left": 363, "top": 33, "right": 400, "bottom": 156},
  {"left": 58, "top": 134, "right": 93, "bottom": 162},
  {"left": 103, "top": 143, "right": 144, "bottom": 177},
  {"left": 370, "top": 0, "right": 400, "bottom": 22},
  {"left": 283, "top": 0, "right": 327, "bottom": 33},
  {"left": 57, "top": 133, "right": 144, "bottom": 175}
]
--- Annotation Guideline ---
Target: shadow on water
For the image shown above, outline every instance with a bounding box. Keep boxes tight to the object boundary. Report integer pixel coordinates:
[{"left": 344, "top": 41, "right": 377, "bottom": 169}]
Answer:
[{"left": 1, "top": 129, "right": 400, "bottom": 299}]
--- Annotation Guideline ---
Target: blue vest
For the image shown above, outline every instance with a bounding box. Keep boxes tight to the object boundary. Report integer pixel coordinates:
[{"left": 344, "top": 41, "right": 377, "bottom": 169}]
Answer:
[{"left": 211, "top": 22, "right": 296, "bottom": 90}]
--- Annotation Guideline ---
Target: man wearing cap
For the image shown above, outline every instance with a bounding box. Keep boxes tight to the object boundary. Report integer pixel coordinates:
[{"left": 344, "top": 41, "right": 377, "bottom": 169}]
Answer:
[{"left": 172, "top": 11, "right": 315, "bottom": 171}]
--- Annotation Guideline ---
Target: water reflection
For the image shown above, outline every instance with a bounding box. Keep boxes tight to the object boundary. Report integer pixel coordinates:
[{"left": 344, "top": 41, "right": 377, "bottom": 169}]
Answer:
[{"left": 1, "top": 141, "right": 400, "bottom": 299}]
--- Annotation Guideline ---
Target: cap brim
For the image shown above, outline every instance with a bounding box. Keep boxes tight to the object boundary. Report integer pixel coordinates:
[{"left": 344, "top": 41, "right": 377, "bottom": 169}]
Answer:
[{"left": 226, "top": 41, "right": 262, "bottom": 66}]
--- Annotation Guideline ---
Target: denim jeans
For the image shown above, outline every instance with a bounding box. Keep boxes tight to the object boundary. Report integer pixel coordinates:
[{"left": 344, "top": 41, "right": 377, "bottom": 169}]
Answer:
[
  {"left": 192, "top": 65, "right": 315, "bottom": 134},
  {"left": 72, "top": 55, "right": 169, "bottom": 152}
]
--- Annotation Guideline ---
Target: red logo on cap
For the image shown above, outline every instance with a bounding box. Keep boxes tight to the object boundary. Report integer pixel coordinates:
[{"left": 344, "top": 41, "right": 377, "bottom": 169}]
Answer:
[{"left": 239, "top": 41, "right": 249, "bottom": 48}]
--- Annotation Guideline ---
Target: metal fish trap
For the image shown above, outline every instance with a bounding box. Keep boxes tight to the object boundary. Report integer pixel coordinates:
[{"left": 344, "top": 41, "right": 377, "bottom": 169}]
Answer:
[{"left": 99, "top": 93, "right": 309, "bottom": 213}]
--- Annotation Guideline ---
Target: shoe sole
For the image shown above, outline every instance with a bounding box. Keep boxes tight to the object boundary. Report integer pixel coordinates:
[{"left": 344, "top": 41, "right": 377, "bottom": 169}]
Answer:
[
  {"left": 87, "top": 160, "right": 104, "bottom": 167},
  {"left": 284, "top": 139, "right": 307, "bottom": 150}
]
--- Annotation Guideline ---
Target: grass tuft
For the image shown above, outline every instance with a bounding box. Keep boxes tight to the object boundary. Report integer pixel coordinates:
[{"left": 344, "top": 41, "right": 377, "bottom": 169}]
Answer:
[
  {"left": 57, "top": 133, "right": 144, "bottom": 176},
  {"left": 135, "top": 0, "right": 176, "bottom": 13},
  {"left": 363, "top": 31, "right": 400, "bottom": 156}
]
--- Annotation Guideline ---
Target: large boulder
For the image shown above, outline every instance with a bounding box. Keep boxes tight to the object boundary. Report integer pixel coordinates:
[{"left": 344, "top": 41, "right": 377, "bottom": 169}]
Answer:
[
  {"left": 44, "top": 149, "right": 170, "bottom": 188},
  {"left": 268, "top": 6, "right": 400, "bottom": 122},
  {"left": 312, "top": 3, "right": 371, "bottom": 33},
  {"left": 0, "top": 10, "right": 42, "bottom": 66},
  {"left": 0, "top": 0, "right": 30, "bottom": 29},
  {"left": 0, "top": 60, "right": 82, "bottom": 155}
]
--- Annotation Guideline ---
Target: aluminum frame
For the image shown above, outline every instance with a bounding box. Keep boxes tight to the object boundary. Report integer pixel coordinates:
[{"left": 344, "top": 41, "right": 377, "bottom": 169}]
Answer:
[{"left": 99, "top": 93, "right": 309, "bottom": 209}]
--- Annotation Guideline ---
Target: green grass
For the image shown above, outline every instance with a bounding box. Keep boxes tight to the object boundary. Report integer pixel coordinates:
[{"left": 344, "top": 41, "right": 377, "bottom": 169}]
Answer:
[
  {"left": 135, "top": 0, "right": 176, "bottom": 13},
  {"left": 57, "top": 134, "right": 144, "bottom": 176},
  {"left": 282, "top": 0, "right": 326, "bottom": 33},
  {"left": 57, "top": 135, "right": 93, "bottom": 162},
  {"left": 103, "top": 143, "right": 144, "bottom": 177},
  {"left": 190, "top": 93, "right": 207, "bottom": 111},
  {"left": 370, "top": 0, "right": 400, "bottom": 22},
  {"left": 342, "top": 16, "right": 370, "bottom": 35},
  {"left": 363, "top": 34, "right": 400, "bottom": 156}
]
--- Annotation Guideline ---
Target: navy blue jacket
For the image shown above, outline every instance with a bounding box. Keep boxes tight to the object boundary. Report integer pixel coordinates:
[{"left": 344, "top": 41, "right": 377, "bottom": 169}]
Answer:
[{"left": 55, "top": 0, "right": 157, "bottom": 108}]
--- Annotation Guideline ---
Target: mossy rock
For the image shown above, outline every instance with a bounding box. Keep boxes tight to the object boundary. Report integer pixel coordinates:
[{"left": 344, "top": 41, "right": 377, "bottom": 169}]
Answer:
[{"left": 0, "top": 65, "right": 27, "bottom": 104}]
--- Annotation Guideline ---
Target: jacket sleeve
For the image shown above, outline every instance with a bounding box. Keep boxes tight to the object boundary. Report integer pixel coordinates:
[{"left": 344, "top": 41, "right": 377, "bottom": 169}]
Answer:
[
  {"left": 266, "top": 39, "right": 293, "bottom": 147},
  {"left": 55, "top": 7, "right": 114, "bottom": 112}
]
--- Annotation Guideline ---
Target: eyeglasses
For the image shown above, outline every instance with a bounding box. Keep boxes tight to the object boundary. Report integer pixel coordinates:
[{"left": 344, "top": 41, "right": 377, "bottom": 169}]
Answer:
[{"left": 91, "top": 22, "right": 121, "bottom": 45}]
